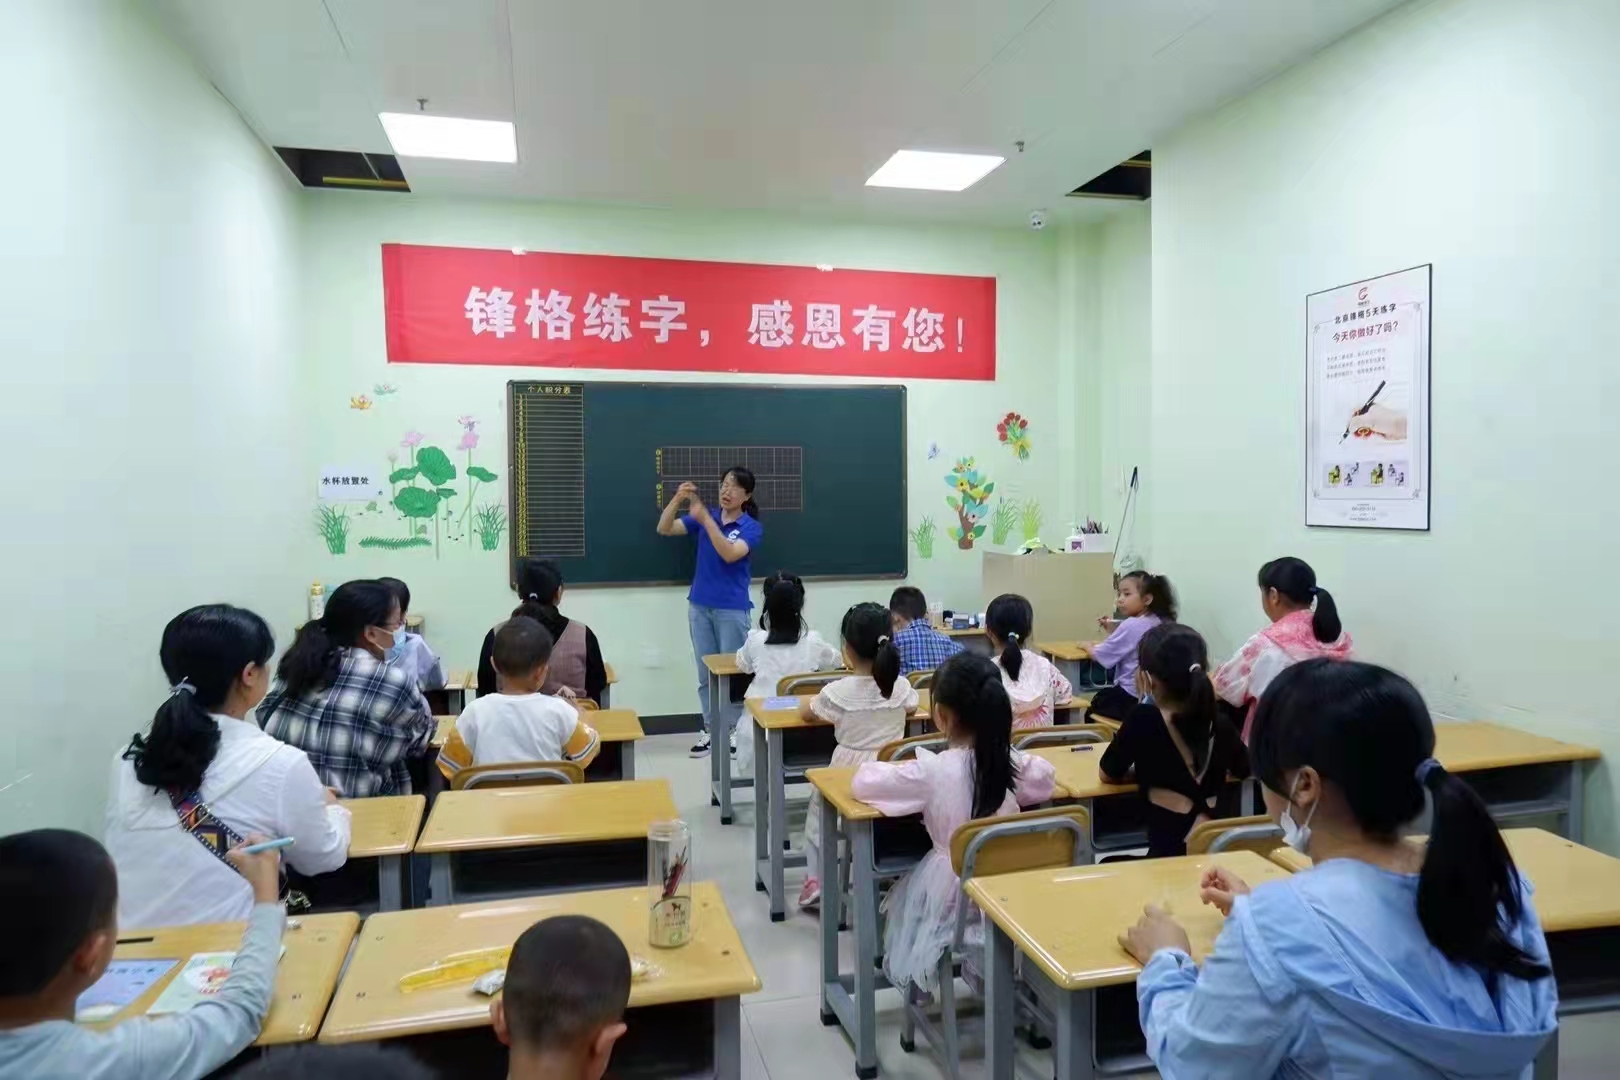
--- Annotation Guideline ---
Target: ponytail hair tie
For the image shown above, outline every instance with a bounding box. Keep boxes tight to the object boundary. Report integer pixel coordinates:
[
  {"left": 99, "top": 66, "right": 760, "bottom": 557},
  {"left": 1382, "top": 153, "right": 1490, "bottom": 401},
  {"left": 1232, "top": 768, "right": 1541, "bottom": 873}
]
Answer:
[
  {"left": 170, "top": 679, "right": 196, "bottom": 698},
  {"left": 877, "top": 635, "right": 890, "bottom": 646},
  {"left": 1188, "top": 662, "right": 1202, "bottom": 673},
  {"left": 1415, "top": 757, "right": 1443, "bottom": 786},
  {"left": 1311, "top": 586, "right": 1319, "bottom": 596},
  {"left": 526, "top": 592, "right": 540, "bottom": 602},
  {"left": 1006, "top": 631, "right": 1020, "bottom": 644}
]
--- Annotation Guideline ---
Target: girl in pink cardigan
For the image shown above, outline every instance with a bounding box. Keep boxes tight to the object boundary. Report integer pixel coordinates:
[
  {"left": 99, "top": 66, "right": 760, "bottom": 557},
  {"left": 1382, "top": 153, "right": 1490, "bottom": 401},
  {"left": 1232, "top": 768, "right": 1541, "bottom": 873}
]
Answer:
[{"left": 852, "top": 652, "right": 1056, "bottom": 995}]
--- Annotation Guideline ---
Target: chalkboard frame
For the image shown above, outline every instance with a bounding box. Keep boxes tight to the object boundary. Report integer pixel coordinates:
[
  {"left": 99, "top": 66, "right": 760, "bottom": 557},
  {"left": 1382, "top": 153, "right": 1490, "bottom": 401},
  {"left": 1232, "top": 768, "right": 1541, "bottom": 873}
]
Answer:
[{"left": 506, "top": 379, "right": 908, "bottom": 589}]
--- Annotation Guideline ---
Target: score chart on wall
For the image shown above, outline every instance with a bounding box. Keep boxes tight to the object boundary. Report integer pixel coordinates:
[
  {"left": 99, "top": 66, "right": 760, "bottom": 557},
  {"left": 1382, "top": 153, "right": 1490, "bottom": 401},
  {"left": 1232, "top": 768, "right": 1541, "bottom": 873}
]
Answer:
[{"left": 1305, "top": 264, "right": 1431, "bottom": 530}]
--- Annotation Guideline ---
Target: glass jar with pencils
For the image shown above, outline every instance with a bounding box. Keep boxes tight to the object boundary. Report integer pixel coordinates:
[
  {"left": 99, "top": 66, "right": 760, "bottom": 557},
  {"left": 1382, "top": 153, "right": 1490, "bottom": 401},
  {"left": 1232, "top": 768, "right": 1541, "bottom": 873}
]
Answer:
[{"left": 647, "top": 819, "right": 692, "bottom": 948}]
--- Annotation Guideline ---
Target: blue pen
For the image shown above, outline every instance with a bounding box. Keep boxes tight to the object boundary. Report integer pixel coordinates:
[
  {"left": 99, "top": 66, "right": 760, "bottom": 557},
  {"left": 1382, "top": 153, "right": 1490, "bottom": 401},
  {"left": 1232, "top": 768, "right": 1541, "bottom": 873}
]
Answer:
[
  {"left": 1069, "top": 745, "right": 1095, "bottom": 753},
  {"left": 239, "top": 837, "right": 296, "bottom": 855}
]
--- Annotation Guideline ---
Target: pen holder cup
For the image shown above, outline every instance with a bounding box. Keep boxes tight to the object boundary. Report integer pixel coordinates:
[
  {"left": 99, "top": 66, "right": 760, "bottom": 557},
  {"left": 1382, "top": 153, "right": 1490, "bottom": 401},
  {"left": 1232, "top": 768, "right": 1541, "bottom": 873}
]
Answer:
[{"left": 648, "top": 820, "right": 693, "bottom": 948}]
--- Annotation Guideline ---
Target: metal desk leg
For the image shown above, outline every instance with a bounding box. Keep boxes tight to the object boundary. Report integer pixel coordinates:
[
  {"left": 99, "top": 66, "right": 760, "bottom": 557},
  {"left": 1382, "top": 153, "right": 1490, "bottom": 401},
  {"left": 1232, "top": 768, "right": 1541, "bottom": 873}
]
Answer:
[
  {"left": 1054, "top": 657, "right": 1083, "bottom": 695},
  {"left": 377, "top": 854, "right": 402, "bottom": 912},
  {"left": 1569, "top": 760, "right": 1585, "bottom": 843},
  {"left": 713, "top": 995, "right": 742, "bottom": 1080},
  {"left": 599, "top": 684, "right": 610, "bottom": 709},
  {"left": 768, "top": 727, "right": 788, "bottom": 921},
  {"left": 817, "top": 796, "right": 842, "bottom": 1026},
  {"left": 429, "top": 853, "right": 453, "bottom": 907},
  {"left": 1240, "top": 778, "right": 1257, "bottom": 817},
  {"left": 850, "top": 819, "right": 879, "bottom": 1079},
  {"left": 753, "top": 721, "right": 770, "bottom": 893},
  {"left": 716, "top": 674, "right": 736, "bottom": 824},
  {"left": 708, "top": 668, "right": 723, "bottom": 798},
  {"left": 1055, "top": 985, "right": 1095, "bottom": 1080},
  {"left": 984, "top": 923, "right": 1017, "bottom": 1080},
  {"left": 620, "top": 741, "right": 636, "bottom": 780}
]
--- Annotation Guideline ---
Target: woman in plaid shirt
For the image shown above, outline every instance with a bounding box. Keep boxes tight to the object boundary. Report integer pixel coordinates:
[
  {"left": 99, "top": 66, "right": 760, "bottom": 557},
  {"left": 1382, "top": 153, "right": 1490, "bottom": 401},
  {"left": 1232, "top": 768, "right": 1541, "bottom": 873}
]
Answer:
[{"left": 258, "top": 580, "right": 434, "bottom": 797}]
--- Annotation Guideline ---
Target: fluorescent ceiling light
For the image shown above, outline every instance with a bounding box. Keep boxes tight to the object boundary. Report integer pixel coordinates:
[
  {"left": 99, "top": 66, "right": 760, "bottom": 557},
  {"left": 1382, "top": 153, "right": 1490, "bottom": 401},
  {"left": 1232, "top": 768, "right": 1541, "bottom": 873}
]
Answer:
[
  {"left": 865, "top": 150, "right": 1005, "bottom": 192},
  {"left": 378, "top": 113, "right": 516, "bottom": 163}
]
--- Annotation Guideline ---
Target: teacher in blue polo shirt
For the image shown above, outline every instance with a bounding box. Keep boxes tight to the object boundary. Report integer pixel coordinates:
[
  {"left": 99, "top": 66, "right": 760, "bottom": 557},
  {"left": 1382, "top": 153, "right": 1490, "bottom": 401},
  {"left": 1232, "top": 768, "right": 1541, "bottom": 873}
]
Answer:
[{"left": 657, "top": 465, "right": 763, "bottom": 758}]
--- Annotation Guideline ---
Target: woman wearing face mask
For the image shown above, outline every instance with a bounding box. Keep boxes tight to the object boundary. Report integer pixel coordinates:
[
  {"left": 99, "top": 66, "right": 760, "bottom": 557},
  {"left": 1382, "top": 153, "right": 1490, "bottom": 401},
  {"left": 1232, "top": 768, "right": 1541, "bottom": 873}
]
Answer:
[
  {"left": 106, "top": 604, "right": 352, "bottom": 927},
  {"left": 1119, "top": 659, "right": 1557, "bottom": 1079},
  {"left": 259, "top": 579, "right": 435, "bottom": 797}
]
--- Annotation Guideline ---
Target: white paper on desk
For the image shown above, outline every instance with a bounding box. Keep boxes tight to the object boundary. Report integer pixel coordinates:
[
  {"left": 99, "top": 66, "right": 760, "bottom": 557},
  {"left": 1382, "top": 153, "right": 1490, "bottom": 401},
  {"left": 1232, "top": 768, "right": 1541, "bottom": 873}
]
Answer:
[
  {"left": 76, "top": 958, "right": 178, "bottom": 1021},
  {"left": 763, "top": 696, "right": 799, "bottom": 710},
  {"left": 147, "top": 946, "right": 286, "bottom": 1015}
]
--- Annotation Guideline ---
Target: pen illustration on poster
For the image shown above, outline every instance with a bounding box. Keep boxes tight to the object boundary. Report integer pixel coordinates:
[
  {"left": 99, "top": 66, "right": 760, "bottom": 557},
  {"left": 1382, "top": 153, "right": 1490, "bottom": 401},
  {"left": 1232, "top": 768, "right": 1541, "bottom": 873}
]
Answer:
[{"left": 1305, "top": 265, "right": 1431, "bottom": 530}]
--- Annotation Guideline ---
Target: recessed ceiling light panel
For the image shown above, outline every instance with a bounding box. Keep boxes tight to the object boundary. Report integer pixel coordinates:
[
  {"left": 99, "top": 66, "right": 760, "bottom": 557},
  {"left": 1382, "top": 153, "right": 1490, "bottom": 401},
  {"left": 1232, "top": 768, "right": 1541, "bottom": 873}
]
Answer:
[
  {"left": 865, "top": 150, "right": 1005, "bottom": 192},
  {"left": 378, "top": 113, "right": 517, "bottom": 163}
]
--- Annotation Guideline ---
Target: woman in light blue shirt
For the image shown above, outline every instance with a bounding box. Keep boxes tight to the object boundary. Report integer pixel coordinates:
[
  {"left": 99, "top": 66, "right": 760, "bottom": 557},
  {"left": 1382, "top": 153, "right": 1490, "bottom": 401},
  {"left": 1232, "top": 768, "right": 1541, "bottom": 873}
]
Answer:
[
  {"left": 656, "top": 466, "right": 763, "bottom": 758},
  {"left": 1120, "top": 659, "right": 1557, "bottom": 1079}
]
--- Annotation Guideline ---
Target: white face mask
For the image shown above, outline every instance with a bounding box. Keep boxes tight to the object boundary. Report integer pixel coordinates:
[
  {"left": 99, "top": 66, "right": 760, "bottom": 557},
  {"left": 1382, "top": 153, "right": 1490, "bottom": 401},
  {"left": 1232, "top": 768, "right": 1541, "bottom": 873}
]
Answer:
[{"left": 1279, "top": 774, "right": 1318, "bottom": 853}]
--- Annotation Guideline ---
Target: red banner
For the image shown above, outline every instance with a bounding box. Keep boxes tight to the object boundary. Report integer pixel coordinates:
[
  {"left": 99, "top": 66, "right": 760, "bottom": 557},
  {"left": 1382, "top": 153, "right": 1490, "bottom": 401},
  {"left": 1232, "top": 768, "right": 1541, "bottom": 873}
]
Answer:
[{"left": 381, "top": 243, "right": 996, "bottom": 380}]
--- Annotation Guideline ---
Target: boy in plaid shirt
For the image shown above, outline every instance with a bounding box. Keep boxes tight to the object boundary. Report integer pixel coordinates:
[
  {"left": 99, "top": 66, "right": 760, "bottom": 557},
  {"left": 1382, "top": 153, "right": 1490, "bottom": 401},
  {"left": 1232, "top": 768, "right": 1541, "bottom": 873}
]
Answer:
[{"left": 887, "top": 587, "right": 963, "bottom": 676}]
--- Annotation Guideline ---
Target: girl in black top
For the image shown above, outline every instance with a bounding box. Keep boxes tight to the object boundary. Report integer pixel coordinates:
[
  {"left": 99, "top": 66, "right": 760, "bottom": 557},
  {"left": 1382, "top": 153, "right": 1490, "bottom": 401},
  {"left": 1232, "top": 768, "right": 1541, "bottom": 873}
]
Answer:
[{"left": 1099, "top": 623, "right": 1248, "bottom": 857}]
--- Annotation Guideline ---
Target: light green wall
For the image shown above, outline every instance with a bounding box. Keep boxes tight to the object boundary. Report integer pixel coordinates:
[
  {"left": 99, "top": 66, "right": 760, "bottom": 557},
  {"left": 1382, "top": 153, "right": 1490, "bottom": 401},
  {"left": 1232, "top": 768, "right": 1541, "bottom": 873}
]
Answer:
[
  {"left": 299, "top": 193, "right": 1080, "bottom": 716},
  {"left": 0, "top": 1, "right": 308, "bottom": 832},
  {"left": 1149, "top": 0, "right": 1619, "bottom": 849}
]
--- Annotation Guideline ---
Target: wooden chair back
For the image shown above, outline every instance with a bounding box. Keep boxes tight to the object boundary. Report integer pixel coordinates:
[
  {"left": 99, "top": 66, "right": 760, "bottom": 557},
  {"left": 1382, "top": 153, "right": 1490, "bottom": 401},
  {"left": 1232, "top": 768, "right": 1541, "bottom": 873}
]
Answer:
[
  {"left": 907, "top": 669, "right": 935, "bottom": 690},
  {"left": 451, "top": 761, "right": 585, "bottom": 790},
  {"left": 949, "top": 804, "right": 1093, "bottom": 879},
  {"left": 1185, "top": 815, "right": 1284, "bottom": 856},
  {"left": 776, "top": 671, "right": 848, "bottom": 696},
  {"left": 877, "top": 732, "right": 950, "bottom": 762},
  {"left": 1012, "top": 725, "right": 1111, "bottom": 750}
]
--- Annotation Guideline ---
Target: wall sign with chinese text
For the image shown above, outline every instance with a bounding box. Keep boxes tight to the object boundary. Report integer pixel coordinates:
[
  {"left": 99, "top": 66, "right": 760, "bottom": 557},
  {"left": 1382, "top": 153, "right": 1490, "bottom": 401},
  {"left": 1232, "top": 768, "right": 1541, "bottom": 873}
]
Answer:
[
  {"left": 1305, "top": 265, "right": 1431, "bottom": 530},
  {"left": 318, "top": 465, "right": 387, "bottom": 504},
  {"left": 381, "top": 243, "right": 996, "bottom": 381}
]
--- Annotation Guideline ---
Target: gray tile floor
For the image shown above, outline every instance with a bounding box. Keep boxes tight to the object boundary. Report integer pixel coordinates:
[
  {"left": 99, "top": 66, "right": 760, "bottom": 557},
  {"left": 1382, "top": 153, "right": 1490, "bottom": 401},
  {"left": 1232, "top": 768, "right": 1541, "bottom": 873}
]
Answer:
[{"left": 638, "top": 734, "right": 1615, "bottom": 1080}]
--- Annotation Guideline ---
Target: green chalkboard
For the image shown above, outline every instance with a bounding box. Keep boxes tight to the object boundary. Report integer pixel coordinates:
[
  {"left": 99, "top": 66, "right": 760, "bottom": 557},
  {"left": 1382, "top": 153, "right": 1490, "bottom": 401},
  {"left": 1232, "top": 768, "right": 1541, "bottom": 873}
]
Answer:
[{"left": 508, "top": 381, "right": 907, "bottom": 586}]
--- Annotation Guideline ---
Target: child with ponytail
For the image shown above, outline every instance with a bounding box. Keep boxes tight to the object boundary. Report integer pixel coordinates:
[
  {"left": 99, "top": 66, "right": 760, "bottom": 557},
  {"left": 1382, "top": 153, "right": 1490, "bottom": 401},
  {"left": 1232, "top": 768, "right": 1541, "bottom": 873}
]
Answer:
[
  {"left": 1098, "top": 623, "right": 1248, "bottom": 857},
  {"left": 106, "top": 604, "right": 351, "bottom": 928},
  {"left": 796, "top": 602, "right": 917, "bottom": 909},
  {"left": 985, "top": 593, "right": 1072, "bottom": 728},
  {"left": 733, "top": 571, "right": 842, "bottom": 776},
  {"left": 852, "top": 652, "right": 1056, "bottom": 995},
  {"left": 1085, "top": 571, "right": 1176, "bottom": 722},
  {"left": 1120, "top": 659, "right": 1555, "bottom": 1077},
  {"left": 1215, "top": 556, "right": 1352, "bottom": 740}
]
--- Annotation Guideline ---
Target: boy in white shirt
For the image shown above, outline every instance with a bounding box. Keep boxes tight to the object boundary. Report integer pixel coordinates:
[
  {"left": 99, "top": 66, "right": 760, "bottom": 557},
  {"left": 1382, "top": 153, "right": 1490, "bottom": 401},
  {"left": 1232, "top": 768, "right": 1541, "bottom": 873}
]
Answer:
[{"left": 438, "top": 616, "right": 599, "bottom": 780}]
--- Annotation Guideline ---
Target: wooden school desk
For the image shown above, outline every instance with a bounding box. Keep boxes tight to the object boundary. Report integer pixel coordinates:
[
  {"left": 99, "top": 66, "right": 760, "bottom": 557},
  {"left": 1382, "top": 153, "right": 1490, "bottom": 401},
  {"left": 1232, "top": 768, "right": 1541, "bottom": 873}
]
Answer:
[
  {"left": 342, "top": 795, "right": 424, "bottom": 912},
  {"left": 600, "top": 661, "right": 618, "bottom": 707},
  {"left": 703, "top": 652, "right": 751, "bottom": 824},
  {"left": 415, "top": 779, "right": 677, "bottom": 905},
  {"left": 807, "top": 766, "right": 933, "bottom": 1080},
  {"left": 747, "top": 696, "right": 838, "bottom": 921},
  {"left": 1433, "top": 721, "right": 1599, "bottom": 841},
  {"left": 1040, "top": 640, "right": 1100, "bottom": 691},
  {"left": 968, "top": 850, "right": 1291, "bottom": 1080},
  {"left": 96, "top": 912, "right": 360, "bottom": 1046},
  {"left": 1269, "top": 828, "right": 1620, "bottom": 1080},
  {"left": 944, "top": 625, "right": 991, "bottom": 655},
  {"left": 319, "top": 883, "right": 760, "bottom": 1079},
  {"left": 585, "top": 708, "right": 645, "bottom": 780},
  {"left": 911, "top": 688, "right": 1090, "bottom": 731}
]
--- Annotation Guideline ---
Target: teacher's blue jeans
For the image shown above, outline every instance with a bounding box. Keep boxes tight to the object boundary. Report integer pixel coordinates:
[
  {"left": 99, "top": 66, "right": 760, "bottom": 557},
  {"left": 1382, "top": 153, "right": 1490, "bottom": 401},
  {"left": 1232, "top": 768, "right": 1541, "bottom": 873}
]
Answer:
[{"left": 689, "top": 603, "right": 751, "bottom": 733}]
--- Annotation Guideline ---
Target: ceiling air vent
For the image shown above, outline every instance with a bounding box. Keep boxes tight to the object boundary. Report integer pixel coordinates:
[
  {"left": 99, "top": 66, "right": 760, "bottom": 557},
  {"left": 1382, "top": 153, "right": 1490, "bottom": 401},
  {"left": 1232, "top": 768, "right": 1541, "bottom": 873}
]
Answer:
[
  {"left": 1067, "top": 151, "right": 1149, "bottom": 201},
  {"left": 275, "top": 147, "right": 409, "bottom": 192}
]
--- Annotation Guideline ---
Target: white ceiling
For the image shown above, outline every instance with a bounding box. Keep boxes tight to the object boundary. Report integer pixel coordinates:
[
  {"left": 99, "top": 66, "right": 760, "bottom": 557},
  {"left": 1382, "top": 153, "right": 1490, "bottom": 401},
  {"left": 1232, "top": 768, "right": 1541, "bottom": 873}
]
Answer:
[{"left": 145, "top": 0, "right": 1408, "bottom": 227}]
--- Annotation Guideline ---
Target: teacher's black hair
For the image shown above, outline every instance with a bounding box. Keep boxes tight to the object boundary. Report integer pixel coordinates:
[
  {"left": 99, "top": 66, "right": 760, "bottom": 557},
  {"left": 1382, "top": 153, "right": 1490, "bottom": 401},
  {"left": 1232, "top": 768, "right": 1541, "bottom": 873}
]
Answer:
[
  {"left": 986, "top": 593, "right": 1034, "bottom": 681},
  {"left": 1252, "top": 659, "right": 1550, "bottom": 982},
  {"left": 724, "top": 466, "right": 758, "bottom": 518},
  {"left": 125, "top": 604, "right": 275, "bottom": 794},
  {"left": 760, "top": 570, "right": 807, "bottom": 646},
  {"left": 841, "top": 602, "right": 900, "bottom": 697},
  {"left": 1258, "top": 557, "right": 1341, "bottom": 643}
]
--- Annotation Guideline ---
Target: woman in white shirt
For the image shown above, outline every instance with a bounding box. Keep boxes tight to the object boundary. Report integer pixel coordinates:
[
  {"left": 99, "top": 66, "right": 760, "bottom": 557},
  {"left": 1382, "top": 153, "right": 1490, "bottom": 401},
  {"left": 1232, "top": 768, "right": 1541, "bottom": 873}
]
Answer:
[
  {"left": 733, "top": 571, "right": 843, "bottom": 776},
  {"left": 106, "top": 604, "right": 351, "bottom": 928}
]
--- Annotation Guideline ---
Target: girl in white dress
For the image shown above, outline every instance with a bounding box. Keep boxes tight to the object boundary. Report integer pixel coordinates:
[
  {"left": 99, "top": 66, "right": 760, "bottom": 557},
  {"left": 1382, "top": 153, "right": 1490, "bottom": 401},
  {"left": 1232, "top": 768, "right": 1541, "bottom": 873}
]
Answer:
[
  {"left": 986, "top": 593, "right": 1073, "bottom": 729},
  {"left": 734, "top": 571, "right": 843, "bottom": 777},
  {"left": 852, "top": 652, "right": 1057, "bottom": 993},
  {"left": 798, "top": 602, "right": 917, "bottom": 909}
]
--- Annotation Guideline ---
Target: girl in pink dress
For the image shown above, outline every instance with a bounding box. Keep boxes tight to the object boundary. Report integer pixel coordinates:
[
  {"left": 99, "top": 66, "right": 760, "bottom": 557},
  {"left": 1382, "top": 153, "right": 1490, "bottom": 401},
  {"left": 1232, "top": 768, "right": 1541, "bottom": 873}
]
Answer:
[
  {"left": 1214, "top": 557, "right": 1353, "bottom": 740},
  {"left": 985, "top": 593, "right": 1073, "bottom": 729},
  {"left": 852, "top": 651, "right": 1057, "bottom": 994},
  {"left": 798, "top": 602, "right": 917, "bottom": 909}
]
